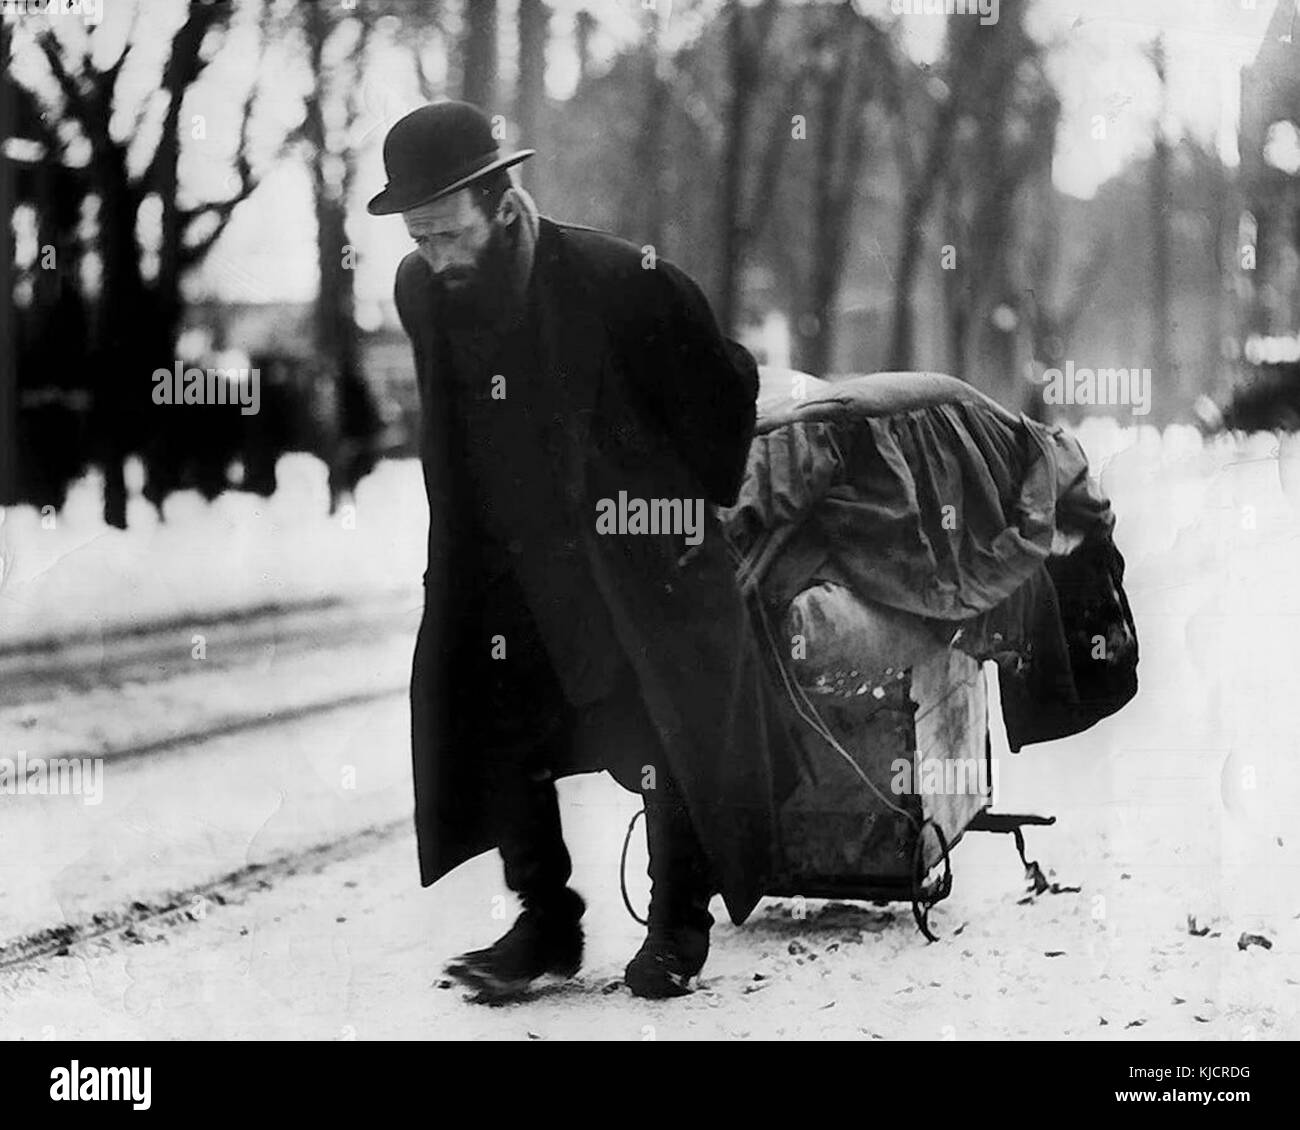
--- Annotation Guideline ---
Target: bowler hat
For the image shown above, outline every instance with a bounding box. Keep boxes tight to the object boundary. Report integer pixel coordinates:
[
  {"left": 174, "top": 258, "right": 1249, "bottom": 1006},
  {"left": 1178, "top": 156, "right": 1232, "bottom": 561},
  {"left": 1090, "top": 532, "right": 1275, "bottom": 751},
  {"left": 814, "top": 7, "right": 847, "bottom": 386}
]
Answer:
[{"left": 366, "top": 101, "right": 535, "bottom": 216}]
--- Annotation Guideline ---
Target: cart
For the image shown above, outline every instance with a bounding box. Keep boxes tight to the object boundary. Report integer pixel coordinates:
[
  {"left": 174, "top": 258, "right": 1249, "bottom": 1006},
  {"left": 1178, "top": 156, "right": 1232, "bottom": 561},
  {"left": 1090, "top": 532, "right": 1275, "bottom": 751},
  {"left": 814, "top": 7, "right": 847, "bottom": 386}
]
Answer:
[
  {"left": 619, "top": 367, "right": 1133, "bottom": 940},
  {"left": 712, "top": 367, "right": 1135, "bottom": 940}
]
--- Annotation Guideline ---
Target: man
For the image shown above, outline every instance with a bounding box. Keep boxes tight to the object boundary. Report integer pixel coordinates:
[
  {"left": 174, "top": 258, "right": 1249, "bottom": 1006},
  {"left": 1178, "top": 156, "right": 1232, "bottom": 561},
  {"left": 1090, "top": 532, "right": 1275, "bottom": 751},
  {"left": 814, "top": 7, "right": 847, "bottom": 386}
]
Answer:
[{"left": 370, "top": 101, "right": 791, "bottom": 1001}]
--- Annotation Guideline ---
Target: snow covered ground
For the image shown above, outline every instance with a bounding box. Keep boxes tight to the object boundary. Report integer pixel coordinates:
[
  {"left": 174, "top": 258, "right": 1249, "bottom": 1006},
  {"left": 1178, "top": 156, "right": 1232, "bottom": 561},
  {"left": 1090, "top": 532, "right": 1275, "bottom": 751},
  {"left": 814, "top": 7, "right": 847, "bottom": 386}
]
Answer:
[
  {"left": 0, "top": 454, "right": 425, "bottom": 649},
  {"left": 1, "top": 422, "right": 1299, "bottom": 1039}
]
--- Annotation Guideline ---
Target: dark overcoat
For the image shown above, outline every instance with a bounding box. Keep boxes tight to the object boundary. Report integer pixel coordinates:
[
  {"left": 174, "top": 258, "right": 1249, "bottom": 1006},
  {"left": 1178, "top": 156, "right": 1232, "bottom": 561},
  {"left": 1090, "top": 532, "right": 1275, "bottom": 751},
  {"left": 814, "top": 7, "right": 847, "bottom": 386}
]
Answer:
[{"left": 394, "top": 217, "right": 793, "bottom": 925}]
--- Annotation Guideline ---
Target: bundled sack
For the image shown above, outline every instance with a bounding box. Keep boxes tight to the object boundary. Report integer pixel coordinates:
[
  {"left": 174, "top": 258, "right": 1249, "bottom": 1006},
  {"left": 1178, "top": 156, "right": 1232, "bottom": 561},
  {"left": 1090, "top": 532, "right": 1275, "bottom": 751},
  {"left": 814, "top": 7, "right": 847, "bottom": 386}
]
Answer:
[{"left": 724, "top": 369, "right": 1138, "bottom": 751}]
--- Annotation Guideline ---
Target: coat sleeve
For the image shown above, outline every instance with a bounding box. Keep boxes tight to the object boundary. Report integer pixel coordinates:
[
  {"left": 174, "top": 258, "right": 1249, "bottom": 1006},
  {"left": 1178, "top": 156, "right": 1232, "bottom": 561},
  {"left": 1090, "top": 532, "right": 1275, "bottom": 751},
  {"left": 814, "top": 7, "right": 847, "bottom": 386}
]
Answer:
[
  {"left": 635, "top": 259, "right": 759, "bottom": 507},
  {"left": 394, "top": 252, "right": 431, "bottom": 402},
  {"left": 393, "top": 252, "right": 452, "bottom": 593}
]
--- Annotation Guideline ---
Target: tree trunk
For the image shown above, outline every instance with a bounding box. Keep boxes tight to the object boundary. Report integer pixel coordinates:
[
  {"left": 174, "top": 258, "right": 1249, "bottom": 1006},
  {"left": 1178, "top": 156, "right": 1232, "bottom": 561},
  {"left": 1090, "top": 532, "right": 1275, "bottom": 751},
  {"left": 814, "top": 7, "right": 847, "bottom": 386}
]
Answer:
[
  {"left": 718, "top": 2, "right": 752, "bottom": 337},
  {"left": 797, "top": 8, "right": 872, "bottom": 377},
  {"left": 461, "top": 0, "right": 498, "bottom": 111},
  {"left": 303, "top": 2, "right": 375, "bottom": 506},
  {"left": 620, "top": 5, "right": 666, "bottom": 248},
  {"left": 942, "top": 175, "right": 969, "bottom": 375},
  {"left": 0, "top": 19, "right": 17, "bottom": 506},
  {"left": 573, "top": 9, "right": 594, "bottom": 89},
  {"left": 515, "top": 0, "right": 548, "bottom": 193},
  {"left": 887, "top": 105, "right": 957, "bottom": 370}
]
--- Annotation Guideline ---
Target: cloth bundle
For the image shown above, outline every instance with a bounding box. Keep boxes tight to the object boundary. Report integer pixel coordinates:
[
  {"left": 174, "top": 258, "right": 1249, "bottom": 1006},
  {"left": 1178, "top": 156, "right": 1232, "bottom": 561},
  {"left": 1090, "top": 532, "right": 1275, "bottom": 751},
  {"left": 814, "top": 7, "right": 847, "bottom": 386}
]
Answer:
[{"left": 723, "top": 369, "right": 1138, "bottom": 751}]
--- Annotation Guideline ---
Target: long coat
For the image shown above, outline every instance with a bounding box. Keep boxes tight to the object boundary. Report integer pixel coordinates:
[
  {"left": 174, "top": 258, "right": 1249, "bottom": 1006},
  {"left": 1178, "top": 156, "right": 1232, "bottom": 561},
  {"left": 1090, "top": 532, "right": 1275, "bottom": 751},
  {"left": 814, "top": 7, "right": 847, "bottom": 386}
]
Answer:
[{"left": 394, "top": 217, "right": 793, "bottom": 925}]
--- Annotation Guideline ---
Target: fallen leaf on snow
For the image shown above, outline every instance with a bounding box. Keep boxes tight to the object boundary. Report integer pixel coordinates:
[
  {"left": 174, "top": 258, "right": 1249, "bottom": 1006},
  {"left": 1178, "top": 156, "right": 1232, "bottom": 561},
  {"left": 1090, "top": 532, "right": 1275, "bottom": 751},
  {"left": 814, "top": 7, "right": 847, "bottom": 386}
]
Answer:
[{"left": 1236, "top": 933, "right": 1273, "bottom": 952}]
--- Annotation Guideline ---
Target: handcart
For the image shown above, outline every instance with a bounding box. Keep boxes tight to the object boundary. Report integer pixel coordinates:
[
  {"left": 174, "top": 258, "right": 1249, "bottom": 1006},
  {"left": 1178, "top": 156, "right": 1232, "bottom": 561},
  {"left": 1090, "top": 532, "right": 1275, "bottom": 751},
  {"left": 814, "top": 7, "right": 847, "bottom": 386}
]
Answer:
[{"left": 719, "top": 367, "right": 1137, "bottom": 940}]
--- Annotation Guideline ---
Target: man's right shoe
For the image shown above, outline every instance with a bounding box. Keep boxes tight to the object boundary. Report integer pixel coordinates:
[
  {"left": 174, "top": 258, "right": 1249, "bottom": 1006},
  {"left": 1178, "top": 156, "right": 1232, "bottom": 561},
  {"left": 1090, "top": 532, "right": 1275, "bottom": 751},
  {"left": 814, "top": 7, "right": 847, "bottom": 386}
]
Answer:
[
  {"left": 445, "top": 887, "right": 585, "bottom": 1002},
  {"left": 625, "top": 798, "right": 715, "bottom": 999}
]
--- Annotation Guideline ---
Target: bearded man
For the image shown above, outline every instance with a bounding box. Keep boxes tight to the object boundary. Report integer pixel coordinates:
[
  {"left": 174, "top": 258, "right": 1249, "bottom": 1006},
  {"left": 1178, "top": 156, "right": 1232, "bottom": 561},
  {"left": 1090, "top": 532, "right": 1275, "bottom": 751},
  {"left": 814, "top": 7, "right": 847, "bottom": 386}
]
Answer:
[{"left": 370, "top": 101, "right": 791, "bottom": 1001}]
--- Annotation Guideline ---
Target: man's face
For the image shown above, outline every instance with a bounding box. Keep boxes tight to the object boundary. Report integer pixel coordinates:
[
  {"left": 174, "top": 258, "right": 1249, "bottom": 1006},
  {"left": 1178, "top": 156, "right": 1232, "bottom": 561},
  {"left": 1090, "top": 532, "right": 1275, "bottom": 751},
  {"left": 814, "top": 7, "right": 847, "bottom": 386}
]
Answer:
[{"left": 402, "top": 190, "right": 493, "bottom": 291}]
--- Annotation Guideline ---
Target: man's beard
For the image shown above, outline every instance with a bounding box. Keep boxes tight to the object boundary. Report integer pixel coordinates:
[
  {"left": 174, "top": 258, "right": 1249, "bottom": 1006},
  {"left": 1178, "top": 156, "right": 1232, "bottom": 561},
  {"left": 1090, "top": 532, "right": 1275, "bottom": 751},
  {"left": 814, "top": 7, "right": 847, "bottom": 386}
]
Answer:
[{"left": 434, "top": 221, "right": 518, "bottom": 326}]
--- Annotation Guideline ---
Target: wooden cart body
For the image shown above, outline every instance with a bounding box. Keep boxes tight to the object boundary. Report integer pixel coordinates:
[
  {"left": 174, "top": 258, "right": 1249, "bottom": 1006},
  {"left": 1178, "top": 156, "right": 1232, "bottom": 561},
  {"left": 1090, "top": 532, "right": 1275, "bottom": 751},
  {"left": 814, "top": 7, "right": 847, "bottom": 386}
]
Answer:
[{"left": 769, "top": 647, "right": 991, "bottom": 904}]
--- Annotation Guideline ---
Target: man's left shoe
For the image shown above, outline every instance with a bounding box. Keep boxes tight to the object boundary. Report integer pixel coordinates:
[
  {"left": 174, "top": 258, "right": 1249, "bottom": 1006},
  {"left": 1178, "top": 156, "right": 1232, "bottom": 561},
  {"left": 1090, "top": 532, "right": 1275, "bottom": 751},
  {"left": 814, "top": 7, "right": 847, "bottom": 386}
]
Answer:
[
  {"left": 624, "top": 797, "right": 715, "bottom": 999},
  {"left": 624, "top": 922, "right": 710, "bottom": 999}
]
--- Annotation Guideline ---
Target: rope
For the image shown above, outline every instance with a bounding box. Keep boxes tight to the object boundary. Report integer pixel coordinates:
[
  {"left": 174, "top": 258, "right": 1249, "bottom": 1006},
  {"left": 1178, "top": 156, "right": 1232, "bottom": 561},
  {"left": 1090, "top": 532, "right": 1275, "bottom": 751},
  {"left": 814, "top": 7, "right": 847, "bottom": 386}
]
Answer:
[
  {"left": 750, "top": 590, "right": 922, "bottom": 833},
  {"left": 619, "top": 807, "right": 648, "bottom": 926}
]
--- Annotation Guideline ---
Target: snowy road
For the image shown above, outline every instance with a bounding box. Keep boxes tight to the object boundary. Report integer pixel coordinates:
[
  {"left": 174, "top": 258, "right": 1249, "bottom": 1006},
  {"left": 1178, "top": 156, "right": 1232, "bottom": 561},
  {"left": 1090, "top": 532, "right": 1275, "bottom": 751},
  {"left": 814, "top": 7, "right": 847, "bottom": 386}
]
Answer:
[
  {"left": 0, "top": 596, "right": 418, "bottom": 946},
  {"left": 2, "top": 434, "right": 1300, "bottom": 1039}
]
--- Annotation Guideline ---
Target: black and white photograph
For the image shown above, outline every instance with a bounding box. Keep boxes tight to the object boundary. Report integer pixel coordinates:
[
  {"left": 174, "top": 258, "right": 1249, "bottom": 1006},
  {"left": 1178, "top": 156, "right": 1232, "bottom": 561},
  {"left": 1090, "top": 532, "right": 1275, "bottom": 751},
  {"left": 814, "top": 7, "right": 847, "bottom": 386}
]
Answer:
[{"left": 0, "top": 0, "right": 1296, "bottom": 1084}]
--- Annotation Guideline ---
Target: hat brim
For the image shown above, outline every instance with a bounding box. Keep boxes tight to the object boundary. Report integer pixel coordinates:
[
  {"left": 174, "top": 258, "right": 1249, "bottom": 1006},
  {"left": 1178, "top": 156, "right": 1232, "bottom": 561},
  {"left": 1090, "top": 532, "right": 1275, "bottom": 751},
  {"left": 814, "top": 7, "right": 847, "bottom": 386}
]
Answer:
[{"left": 366, "top": 149, "right": 535, "bottom": 216}]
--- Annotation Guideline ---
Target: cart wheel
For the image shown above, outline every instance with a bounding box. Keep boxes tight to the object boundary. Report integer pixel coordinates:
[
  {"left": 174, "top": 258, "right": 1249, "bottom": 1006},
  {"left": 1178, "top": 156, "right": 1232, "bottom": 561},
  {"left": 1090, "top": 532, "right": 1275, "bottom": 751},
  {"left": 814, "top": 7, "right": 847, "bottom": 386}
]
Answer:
[{"left": 911, "top": 819, "right": 953, "bottom": 943}]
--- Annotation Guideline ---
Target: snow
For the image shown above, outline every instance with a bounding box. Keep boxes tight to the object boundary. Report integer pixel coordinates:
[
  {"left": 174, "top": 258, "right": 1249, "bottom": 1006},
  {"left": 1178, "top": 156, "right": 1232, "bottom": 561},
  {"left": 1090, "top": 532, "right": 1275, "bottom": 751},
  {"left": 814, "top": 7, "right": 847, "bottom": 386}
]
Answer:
[
  {"left": 0, "top": 454, "right": 427, "bottom": 649},
  {"left": 2, "top": 424, "right": 1299, "bottom": 1038}
]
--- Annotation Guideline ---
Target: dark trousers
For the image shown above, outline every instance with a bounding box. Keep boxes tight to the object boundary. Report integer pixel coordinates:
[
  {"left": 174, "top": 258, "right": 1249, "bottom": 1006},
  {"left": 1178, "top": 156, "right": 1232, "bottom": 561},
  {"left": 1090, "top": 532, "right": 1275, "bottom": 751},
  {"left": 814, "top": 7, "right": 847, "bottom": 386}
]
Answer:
[{"left": 478, "top": 650, "right": 712, "bottom": 920}]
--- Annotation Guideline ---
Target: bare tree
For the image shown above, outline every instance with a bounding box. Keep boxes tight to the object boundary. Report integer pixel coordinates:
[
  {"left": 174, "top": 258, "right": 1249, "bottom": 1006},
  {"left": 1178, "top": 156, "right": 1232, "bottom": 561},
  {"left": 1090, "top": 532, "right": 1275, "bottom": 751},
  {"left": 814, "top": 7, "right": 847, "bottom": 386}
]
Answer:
[
  {"left": 515, "top": 0, "right": 550, "bottom": 192},
  {"left": 15, "top": 0, "right": 276, "bottom": 525},
  {"left": 793, "top": 2, "right": 879, "bottom": 376},
  {"left": 0, "top": 18, "right": 16, "bottom": 506},
  {"left": 717, "top": 0, "right": 781, "bottom": 335},
  {"left": 944, "top": 8, "right": 1060, "bottom": 405},
  {"left": 619, "top": 1, "right": 668, "bottom": 248},
  {"left": 461, "top": 0, "right": 499, "bottom": 111},
  {"left": 1145, "top": 34, "right": 1174, "bottom": 394},
  {"left": 885, "top": 5, "right": 1059, "bottom": 399},
  {"left": 297, "top": 1, "right": 381, "bottom": 506},
  {"left": 573, "top": 9, "right": 596, "bottom": 89},
  {"left": 884, "top": 18, "right": 981, "bottom": 370}
]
